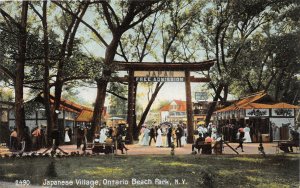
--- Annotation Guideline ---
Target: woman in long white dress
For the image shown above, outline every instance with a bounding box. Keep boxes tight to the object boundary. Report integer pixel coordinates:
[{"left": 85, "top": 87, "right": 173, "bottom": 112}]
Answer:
[
  {"left": 156, "top": 127, "right": 163, "bottom": 147},
  {"left": 181, "top": 127, "right": 187, "bottom": 146},
  {"left": 64, "top": 131, "right": 70, "bottom": 143},
  {"left": 139, "top": 126, "right": 145, "bottom": 145},
  {"left": 99, "top": 127, "right": 108, "bottom": 143},
  {"left": 64, "top": 127, "right": 71, "bottom": 143},
  {"left": 243, "top": 126, "right": 252, "bottom": 143},
  {"left": 142, "top": 127, "right": 150, "bottom": 146}
]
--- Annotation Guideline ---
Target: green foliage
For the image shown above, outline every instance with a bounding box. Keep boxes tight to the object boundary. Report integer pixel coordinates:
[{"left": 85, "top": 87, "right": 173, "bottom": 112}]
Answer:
[
  {"left": 194, "top": 0, "right": 300, "bottom": 103},
  {"left": 108, "top": 82, "right": 127, "bottom": 118},
  {"left": 0, "top": 88, "right": 13, "bottom": 101}
]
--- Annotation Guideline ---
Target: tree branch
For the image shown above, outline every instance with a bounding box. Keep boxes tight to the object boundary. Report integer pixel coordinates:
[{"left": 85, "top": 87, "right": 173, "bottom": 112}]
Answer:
[
  {"left": 67, "top": 2, "right": 89, "bottom": 56},
  {"left": 118, "top": 41, "right": 129, "bottom": 62},
  {"left": 0, "top": 64, "right": 15, "bottom": 80},
  {"left": 104, "top": 2, "right": 120, "bottom": 27},
  {"left": 52, "top": 1, "right": 108, "bottom": 47},
  {"left": 29, "top": 2, "right": 43, "bottom": 20},
  {"left": 106, "top": 90, "right": 127, "bottom": 100},
  {"left": 0, "top": 8, "right": 21, "bottom": 29},
  {"left": 101, "top": 2, "right": 116, "bottom": 32}
]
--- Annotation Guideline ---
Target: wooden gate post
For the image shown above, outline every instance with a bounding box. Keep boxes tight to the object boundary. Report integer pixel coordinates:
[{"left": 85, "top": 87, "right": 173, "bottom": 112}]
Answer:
[
  {"left": 185, "top": 70, "right": 194, "bottom": 144},
  {"left": 126, "top": 69, "right": 134, "bottom": 144}
]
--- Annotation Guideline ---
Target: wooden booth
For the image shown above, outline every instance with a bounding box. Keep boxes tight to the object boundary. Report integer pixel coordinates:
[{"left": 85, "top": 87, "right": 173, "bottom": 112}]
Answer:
[{"left": 216, "top": 91, "right": 300, "bottom": 142}]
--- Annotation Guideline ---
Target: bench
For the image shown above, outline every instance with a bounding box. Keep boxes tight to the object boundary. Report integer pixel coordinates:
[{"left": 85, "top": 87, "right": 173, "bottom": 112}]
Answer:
[
  {"left": 85, "top": 142, "right": 115, "bottom": 154},
  {"left": 274, "top": 140, "right": 300, "bottom": 153}
]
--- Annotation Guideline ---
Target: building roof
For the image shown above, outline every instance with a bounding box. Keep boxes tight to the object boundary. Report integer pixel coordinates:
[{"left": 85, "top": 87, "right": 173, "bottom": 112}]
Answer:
[
  {"left": 270, "top": 102, "right": 300, "bottom": 109},
  {"left": 216, "top": 91, "right": 300, "bottom": 113},
  {"left": 76, "top": 110, "right": 93, "bottom": 122},
  {"left": 160, "top": 105, "right": 170, "bottom": 111},
  {"left": 38, "top": 94, "right": 107, "bottom": 122},
  {"left": 160, "top": 100, "right": 187, "bottom": 112},
  {"left": 216, "top": 91, "right": 267, "bottom": 112},
  {"left": 49, "top": 95, "right": 93, "bottom": 112}
]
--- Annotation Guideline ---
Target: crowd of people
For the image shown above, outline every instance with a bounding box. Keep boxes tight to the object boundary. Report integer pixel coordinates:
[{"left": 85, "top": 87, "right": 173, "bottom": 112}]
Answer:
[
  {"left": 7, "top": 121, "right": 299, "bottom": 155},
  {"left": 88, "top": 124, "right": 129, "bottom": 154},
  {"left": 138, "top": 123, "right": 187, "bottom": 148}
]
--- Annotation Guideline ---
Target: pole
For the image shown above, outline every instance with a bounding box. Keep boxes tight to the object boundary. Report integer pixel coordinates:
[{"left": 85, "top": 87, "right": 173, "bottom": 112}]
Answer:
[
  {"left": 185, "top": 70, "right": 194, "bottom": 143},
  {"left": 126, "top": 69, "right": 134, "bottom": 144}
]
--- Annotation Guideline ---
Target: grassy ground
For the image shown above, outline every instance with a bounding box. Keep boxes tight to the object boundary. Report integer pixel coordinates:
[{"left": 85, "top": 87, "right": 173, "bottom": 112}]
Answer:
[{"left": 0, "top": 154, "right": 299, "bottom": 188}]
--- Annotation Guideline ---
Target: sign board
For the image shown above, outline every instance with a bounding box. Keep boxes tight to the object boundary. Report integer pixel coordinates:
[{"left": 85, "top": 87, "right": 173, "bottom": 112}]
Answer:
[
  {"left": 246, "top": 109, "right": 269, "bottom": 117},
  {"left": 271, "top": 108, "right": 294, "bottom": 117},
  {"left": 195, "top": 92, "right": 208, "bottom": 101},
  {"left": 134, "top": 71, "right": 185, "bottom": 82},
  {"left": 270, "top": 118, "right": 294, "bottom": 128}
]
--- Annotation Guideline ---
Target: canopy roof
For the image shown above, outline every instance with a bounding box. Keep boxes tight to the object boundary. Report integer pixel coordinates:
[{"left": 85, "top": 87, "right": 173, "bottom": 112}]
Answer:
[
  {"left": 37, "top": 94, "right": 106, "bottom": 122},
  {"left": 76, "top": 110, "right": 93, "bottom": 122},
  {"left": 216, "top": 91, "right": 299, "bottom": 113}
]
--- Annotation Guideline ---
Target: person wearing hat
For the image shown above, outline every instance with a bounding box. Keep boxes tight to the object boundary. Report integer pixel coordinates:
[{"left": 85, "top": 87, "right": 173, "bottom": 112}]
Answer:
[
  {"left": 149, "top": 126, "right": 156, "bottom": 146},
  {"left": 141, "top": 125, "right": 150, "bottom": 146},
  {"left": 166, "top": 124, "right": 172, "bottom": 147},
  {"left": 175, "top": 124, "right": 183, "bottom": 147},
  {"left": 155, "top": 126, "right": 163, "bottom": 147}
]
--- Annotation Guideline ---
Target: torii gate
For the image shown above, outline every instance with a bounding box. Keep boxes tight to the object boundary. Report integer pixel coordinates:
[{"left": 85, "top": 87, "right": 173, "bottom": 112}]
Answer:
[{"left": 116, "top": 60, "right": 215, "bottom": 144}]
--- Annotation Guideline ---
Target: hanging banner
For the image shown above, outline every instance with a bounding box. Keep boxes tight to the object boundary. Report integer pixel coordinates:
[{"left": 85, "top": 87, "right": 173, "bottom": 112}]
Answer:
[
  {"left": 134, "top": 71, "right": 185, "bottom": 82},
  {"left": 246, "top": 109, "right": 269, "bottom": 117}
]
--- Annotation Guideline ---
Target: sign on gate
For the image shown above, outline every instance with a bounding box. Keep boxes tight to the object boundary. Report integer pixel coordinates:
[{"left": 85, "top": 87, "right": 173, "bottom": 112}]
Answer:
[
  {"left": 134, "top": 71, "right": 185, "bottom": 82},
  {"left": 195, "top": 92, "right": 208, "bottom": 101}
]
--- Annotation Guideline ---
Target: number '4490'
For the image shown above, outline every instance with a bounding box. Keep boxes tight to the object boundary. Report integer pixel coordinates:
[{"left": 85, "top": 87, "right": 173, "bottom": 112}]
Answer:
[{"left": 15, "top": 180, "right": 31, "bottom": 186}]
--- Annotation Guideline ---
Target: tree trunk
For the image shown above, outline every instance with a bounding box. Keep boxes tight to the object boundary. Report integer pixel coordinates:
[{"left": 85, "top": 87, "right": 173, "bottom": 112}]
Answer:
[
  {"left": 42, "top": 1, "right": 54, "bottom": 146},
  {"left": 51, "top": 5, "right": 84, "bottom": 138},
  {"left": 135, "top": 82, "right": 164, "bottom": 140},
  {"left": 91, "top": 32, "right": 122, "bottom": 137},
  {"left": 53, "top": 81, "right": 63, "bottom": 130},
  {"left": 205, "top": 83, "right": 223, "bottom": 125},
  {"left": 91, "top": 79, "right": 108, "bottom": 140},
  {"left": 274, "top": 70, "right": 285, "bottom": 101},
  {"left": 222, "top": 84, "right": 228, "bottom": 104},
  {"left": 132, "top": 82, "right": 138, "bottom": 140},
  {"left": 15, "top": 1, "right": 28, "bottom": 140}
]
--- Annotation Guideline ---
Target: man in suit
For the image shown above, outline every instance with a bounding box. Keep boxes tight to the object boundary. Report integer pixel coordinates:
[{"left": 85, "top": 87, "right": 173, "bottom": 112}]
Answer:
[
  {"left": 167, "top": 125, "right": 172, "bottom": 147},
  {"left": 175, "top": 124, "right": 183, "bottom": 147},
  {"left": 149, "top": 126, "right": 156, "bottom": 146}
]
